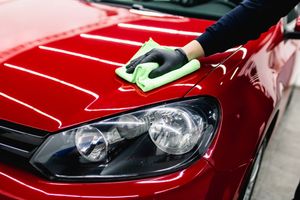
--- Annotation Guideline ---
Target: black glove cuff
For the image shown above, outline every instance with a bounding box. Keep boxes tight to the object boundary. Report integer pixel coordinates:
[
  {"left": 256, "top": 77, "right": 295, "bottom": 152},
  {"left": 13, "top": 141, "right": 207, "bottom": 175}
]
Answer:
[{"left": 175, "top": 48, "right": 189, "bottom": 63}]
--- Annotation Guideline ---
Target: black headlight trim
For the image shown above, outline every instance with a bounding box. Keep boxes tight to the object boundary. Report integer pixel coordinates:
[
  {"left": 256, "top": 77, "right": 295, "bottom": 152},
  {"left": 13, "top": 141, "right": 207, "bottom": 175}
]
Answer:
[{"left": 30, "top": 96, "right": 221, "bottom": 182}]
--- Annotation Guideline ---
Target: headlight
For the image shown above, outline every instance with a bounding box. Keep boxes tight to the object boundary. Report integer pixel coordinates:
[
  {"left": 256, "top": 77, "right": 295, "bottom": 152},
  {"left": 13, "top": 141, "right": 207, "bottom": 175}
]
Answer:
[{"left": 30, "top": 97, "right": 220, "bottom": 181}]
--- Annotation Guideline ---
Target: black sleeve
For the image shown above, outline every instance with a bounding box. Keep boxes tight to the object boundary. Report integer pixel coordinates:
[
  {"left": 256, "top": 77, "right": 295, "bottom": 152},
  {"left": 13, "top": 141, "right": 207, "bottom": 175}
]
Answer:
[{"left": 196, "top": 0, "right": 299, "bottom": 56}]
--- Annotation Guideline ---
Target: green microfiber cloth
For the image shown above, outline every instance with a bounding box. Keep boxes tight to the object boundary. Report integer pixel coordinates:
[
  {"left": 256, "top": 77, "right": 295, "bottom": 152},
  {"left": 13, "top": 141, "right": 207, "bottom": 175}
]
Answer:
[{"left": 115, "top": 38, "right": 200, "bottom": 92}]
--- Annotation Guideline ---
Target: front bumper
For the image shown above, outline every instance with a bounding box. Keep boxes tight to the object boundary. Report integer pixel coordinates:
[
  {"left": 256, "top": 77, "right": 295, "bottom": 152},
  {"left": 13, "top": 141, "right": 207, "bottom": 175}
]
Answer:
[{"left": 0, "top": 157, "right": 249, "bottom": 200}]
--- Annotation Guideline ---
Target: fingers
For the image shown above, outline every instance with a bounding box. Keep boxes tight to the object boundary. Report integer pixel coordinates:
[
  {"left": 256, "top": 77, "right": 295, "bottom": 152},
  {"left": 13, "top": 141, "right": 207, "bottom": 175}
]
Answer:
[
  {"left": 126, "top": 55, "right": 146, "bottom": 73},
  {"left": 148, "top": 64, "right": 171, "bottom": 79},
  {"left": 126, "top": 49, "right": 158, "bottom": 73}
]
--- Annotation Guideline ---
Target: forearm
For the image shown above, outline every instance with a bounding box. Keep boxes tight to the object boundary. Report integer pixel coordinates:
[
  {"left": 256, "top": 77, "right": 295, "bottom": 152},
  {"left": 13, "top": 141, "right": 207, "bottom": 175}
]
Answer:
[{"left": 183, "top": 0, "right": 299, "bottom": 59}]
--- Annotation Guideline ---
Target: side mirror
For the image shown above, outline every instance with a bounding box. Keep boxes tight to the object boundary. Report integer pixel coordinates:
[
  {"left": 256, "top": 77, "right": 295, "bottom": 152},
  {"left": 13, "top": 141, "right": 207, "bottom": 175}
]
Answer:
[{"left": 284, "top": 16, "right": 300, "bottom": 39}]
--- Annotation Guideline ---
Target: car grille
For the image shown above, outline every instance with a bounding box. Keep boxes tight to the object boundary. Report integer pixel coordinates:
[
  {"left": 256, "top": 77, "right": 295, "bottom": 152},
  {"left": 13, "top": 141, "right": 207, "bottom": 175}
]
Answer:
[{"left": 0, "top": 121, "right": 49, "bottom": 158}]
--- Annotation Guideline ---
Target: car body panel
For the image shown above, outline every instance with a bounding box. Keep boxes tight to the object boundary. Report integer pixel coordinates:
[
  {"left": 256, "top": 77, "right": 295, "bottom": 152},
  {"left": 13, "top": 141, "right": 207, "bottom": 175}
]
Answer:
[
  {"left": 187, "top": 22, "right": 298, "bottom": 171},
  {"left": 0, "top": 151, "right": 250, "bottom": 200},
  {"left": 0, "top": 0, "right": 224, "bottom": 132},
  {"left": 0, "top": 159, "right": 215, "bottom": 200},
  {"left": 0, "top": 0, "right": 298, "bottom": 200}
]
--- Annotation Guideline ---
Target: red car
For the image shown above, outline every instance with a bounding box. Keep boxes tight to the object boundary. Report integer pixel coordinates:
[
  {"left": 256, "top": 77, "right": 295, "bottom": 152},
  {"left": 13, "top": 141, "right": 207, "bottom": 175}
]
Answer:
[{"left": 0, "top": 0, "right": 298, "bottom": 199}]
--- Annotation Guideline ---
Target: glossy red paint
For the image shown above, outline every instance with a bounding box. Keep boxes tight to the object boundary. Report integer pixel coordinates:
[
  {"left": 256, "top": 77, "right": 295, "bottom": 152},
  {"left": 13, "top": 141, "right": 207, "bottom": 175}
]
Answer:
[
  {"left": 0, "top": 0, "right": 298, "bottom": 199},
  {"left": 0, "top": 0, "right": 214, "bottom": 132},
  {"left": 187, "top": 21, "right": 298, "bottom": 169}
]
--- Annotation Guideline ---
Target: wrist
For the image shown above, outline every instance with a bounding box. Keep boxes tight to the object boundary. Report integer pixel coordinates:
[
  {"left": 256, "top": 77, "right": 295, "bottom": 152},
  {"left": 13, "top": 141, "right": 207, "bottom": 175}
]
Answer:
[
  {"left": 175, "top": 48, "right": 189, "bottom": 63},
  {"left": 182, "top": 40, "right": 205, "bottom": 60}
]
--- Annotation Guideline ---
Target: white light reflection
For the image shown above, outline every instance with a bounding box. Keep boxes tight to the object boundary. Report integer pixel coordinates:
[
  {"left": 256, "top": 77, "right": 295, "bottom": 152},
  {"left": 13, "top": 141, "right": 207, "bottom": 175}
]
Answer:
[
  {"left": 174, "top": 83, "right": 202, "bottom": 90},
  {"left": 218, "top": 64, "right": 227, "bottom": 75},
  {"left": 80, "top": 34, "right": 143, "bottom": 46},
  {"left": 226, "top": 46, "right": 248, "bottom": 59},
  {"left": 81, "top": 33, "right": 179, "bottom": 49},
  {"left": 118, "top": 23, "right": 202, "bottom": 36},
  {"left": 154, "top": 186, "right": 181, "bottom": 195},
  {"left": 230, "top": 67, "right": 239, "bottom": 80},
  {"left": 39, "top": 46, "right": 123, "bottom": 67},
  {"left": 4, "top": 64, "right": 147, "bottom": 113},
  {"left": 212, "top": 64, "right": 227, "bottom": 75},
  {"left": 138, "top": 171, "right": 185, "bottom": 184},
  {"left": 129, "top": 9, "right": 174, "bottom": 17},
  {"left": 4, "top": 63, "right": 101, "bottom": 112},
  {"left": 0, "top": 172, "right": 139, "bottom": 199},
  {"left": 118, "top": 87, "right": 135, "bottom": 92},
  {"left": 203, "top": 149, "right": 213, "bottom": 159},
  {"left": 0, "top": 92, "right": 62, "bottom": 127},
  {"left": 4, "top": 63, "right": 99, "bottom": 99}
]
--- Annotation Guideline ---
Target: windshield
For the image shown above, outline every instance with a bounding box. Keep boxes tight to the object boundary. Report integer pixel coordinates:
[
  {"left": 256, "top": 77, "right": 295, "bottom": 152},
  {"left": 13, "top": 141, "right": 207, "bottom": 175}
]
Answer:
[{"left": 90, "top": 0, "right": 240, "bottom": 20}]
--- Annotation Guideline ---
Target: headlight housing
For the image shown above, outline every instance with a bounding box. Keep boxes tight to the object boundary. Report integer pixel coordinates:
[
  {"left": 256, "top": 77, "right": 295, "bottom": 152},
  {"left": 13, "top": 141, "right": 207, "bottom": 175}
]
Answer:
[{"left": 30, "top": 97, "right": 220, "bottom": 181}]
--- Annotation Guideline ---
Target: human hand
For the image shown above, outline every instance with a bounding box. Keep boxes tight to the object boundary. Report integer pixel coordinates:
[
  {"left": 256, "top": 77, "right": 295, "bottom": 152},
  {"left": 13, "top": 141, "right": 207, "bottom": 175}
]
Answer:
[{"left": 126, "top": 48, "right": 189, "bottom": 79}]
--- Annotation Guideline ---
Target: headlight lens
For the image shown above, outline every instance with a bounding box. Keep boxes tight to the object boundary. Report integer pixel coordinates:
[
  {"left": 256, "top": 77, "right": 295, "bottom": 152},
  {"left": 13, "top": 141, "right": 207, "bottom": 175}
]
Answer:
[
  {"left": 75, "top": 126, "right": 108, "bottom": 162},
  {"left": 148, "top": 107, "right": 203, "bottom": 155},
  {"left": 31, "top": 97, "right": 220, "bottom": 181}
]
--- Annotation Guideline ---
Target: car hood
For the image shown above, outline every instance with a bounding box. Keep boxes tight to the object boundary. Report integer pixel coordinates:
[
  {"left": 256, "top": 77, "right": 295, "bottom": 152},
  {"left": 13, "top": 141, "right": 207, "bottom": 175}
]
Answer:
[{"left": 0, "top": 0, "right": 225, "bottom": 132}]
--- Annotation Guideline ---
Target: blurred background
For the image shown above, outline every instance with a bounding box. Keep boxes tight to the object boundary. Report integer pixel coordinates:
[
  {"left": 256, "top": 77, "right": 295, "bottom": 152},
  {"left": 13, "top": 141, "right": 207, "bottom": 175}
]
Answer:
[{"left": 252, "top": 53, "right": 300, "bottom": 200}]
